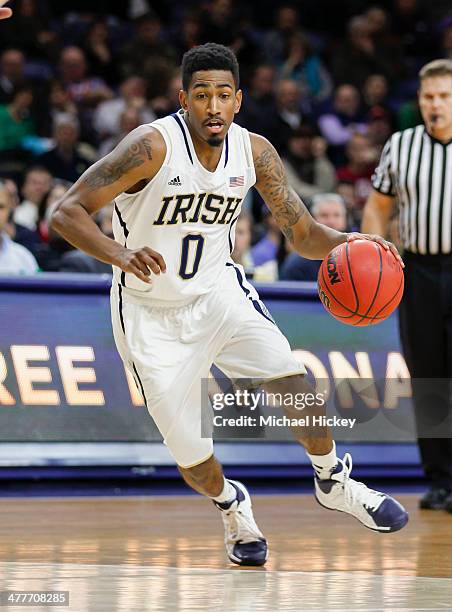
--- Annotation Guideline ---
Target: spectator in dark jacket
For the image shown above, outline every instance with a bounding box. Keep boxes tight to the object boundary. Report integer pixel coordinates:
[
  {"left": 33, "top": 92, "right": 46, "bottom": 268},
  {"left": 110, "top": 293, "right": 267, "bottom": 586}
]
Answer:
[
  {"left": 35, "top": 114, "right": 92, "bottom": 183},
  {"left": 0, "top": 49, "right": 26, "bottom": 104}
]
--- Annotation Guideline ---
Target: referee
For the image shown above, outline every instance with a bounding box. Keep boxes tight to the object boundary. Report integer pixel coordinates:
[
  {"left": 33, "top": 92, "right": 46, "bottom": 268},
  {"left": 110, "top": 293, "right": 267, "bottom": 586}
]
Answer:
[{"left": 362, "top": 59, "right": 452, "bottom": 512}]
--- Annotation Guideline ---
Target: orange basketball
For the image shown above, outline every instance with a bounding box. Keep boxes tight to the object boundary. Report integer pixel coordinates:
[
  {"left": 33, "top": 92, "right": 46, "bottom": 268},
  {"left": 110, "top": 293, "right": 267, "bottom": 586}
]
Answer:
[{"left": 317, "top": 239, "right": 404, "bottom": 326}]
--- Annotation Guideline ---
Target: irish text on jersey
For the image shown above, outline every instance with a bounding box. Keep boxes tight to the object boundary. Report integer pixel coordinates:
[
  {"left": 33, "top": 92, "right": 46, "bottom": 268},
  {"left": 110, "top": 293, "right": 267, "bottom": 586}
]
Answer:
[{"left": 153, "top": 193, "right": 242, "bottom": 226}]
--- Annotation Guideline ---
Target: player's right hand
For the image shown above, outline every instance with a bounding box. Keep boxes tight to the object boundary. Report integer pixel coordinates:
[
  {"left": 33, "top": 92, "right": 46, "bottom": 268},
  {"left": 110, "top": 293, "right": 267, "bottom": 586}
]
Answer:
[{"left": 117, "top": 247, "right": 166, "bottom": 284}]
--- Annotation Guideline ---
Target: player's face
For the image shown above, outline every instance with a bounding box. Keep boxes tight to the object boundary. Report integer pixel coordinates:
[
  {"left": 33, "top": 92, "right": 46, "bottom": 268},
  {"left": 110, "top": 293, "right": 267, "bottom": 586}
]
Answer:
[
  {"left": 180, "top": 70, "right": 242, "bottom": 147},
  {"left": 419, "top": 75, "right": 452, "bottom": 136}
]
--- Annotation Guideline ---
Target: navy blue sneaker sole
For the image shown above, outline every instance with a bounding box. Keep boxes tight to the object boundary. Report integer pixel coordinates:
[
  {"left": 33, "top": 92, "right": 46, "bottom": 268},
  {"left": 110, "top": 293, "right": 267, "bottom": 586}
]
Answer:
[
  {"left": 228, "top": 554, "right": 268, "bottom": 567},
  {"left": 228, "top": 541, "right": 269, "bottom": 567},
  {"left": 315, "top": 496, "right": 409, "bottom": 533}
]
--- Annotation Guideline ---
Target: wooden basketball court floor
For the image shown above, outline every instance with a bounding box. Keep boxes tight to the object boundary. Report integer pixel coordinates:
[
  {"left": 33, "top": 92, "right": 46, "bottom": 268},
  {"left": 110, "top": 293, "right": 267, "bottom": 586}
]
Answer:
[{"left": 0, "top": 493, "right": 450, "bottom": 611}]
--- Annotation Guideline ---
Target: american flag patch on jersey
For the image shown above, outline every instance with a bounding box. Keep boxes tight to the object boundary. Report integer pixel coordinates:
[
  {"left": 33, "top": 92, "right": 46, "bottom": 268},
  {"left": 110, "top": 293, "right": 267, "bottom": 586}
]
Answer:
[{"left": 229, "top": 176, "right": 245, "bottom": 187}]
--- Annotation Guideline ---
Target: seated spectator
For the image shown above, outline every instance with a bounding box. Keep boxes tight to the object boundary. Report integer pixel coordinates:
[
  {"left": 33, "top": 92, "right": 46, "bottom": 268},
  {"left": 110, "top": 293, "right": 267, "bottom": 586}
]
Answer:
[
  {"left": 93, "top": 76, "right": 155, "bottom": 140},
  {"left": 362, "top": 74, "right": 392, "bottom": 114},
  {"left": 392, "top": 0, "right": 436, "bottom": 63},
  {"left": 119, "top": 12, "right": 177, "bottom": 96},
  {"left": 270, "top": 78, "right": 310, "bottom": 154},
  {"left": 236, "top": 65, "right": 278, "bottom": 139},
  {"left": 366, "top": 106, "right": 393, "bottom": 150},
  {"left": 251, "top": 206, "right": 287, "bottom": 280},
  {"left": 283, "top": 125, "right": 336, "bottom": 200},
  {"left": 263, "top": 5, "right": 304, "bottom": 66},
  {"left": 318, "top": 84, "right": 367, "bottom": 164},
  {"left": 279, "top": 33, "right": 332, "bottom": 105},
  {"left": 336, "top": 132, "right": 378, "bottom": 212},
  {"left": 82, "top": 20, "right": 118, "bottom": 86},
  {"left": 32, "top": 180, "right": 74, "bottom": 271},
  {"left": 0, "top": 85, "right": 36, "bottom": 154},
  {"left": 199, "top": 0, "right": 241, "bottom": 47},
  {"left": 13, "top": 165, "right": 52, "bottom": 230},
  {"left": 280, "top": 193, "right": 348, "bottom": 281},
  {"left": 251, "top": 209, "right": 283, "bottom": 267},
  {"left": 98, "top": 107, "right": 141, "bottom": 157},
  {"left": 336, "top": 180, "right": 360, "bottom": 229},
  {"left": 37, "top": 180, "right": 71, "bottom": 243},
  {"left": 1, "top": 0, "right": 58, "bottom": 62},
  {"left": 332, "top": 15, "right": 393, "bottom": 87},
  {"left": 0, "top": 49, "right": 26, "bottom": 104},
  {"left": 59, "top": 46, "right": 113, "bottom": 109},
  {"left": 231, "top": 213, "right": 278, "bottom": 281},
  {"left": 172, "top": 11, "right": 202, "bottom": 58},
  {"left": 231, "top": 213, "right": 254, "bottom": 274},
  {"left": 35, "top": 114, "right": 91, "bottom": 183},
  {"left": 38, "top": 79, "right": 78, "bottom": 138},
  {"left": 150, "top": 73, "right": 183, "bottom": 118},
  {"left": 364, "top": 6, "right": 404, "bottom": 80},
  {"left": 362, "top": 74, "right": 396, "bottom": 145},
  {"left": 2, "top": 176, "right": 42, "bottom": 253},
  {"left": 0, "top": 181, "right": 38, "bottom": 274},
  {"left": 314, "top": 194, "right": 348, "bottom": 233}
]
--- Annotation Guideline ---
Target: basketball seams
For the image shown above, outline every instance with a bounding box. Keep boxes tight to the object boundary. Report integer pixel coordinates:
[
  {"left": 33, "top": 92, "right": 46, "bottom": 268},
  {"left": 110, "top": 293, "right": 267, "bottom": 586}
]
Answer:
[
  {"left": 369, "top": 273, "right": 404, "bottom": 322},
  {"left": 353, "top": 243, "right": 383, "bottom": 326},
  {"left": 345, "top": 241, "right": 360, "bottom": 314}
]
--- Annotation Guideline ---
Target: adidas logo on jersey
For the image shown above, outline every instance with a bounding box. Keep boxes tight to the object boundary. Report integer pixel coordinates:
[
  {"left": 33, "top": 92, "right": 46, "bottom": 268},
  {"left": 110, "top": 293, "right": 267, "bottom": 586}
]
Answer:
[{"left": 168, "top": 175, "right": 182, "bottom": 186}]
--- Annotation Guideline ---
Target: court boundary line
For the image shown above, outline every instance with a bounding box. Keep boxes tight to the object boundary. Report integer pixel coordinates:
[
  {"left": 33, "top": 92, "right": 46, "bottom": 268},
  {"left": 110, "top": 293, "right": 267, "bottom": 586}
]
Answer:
[{"left": 0, "top": 561, "right": 450, "bottom": 583}]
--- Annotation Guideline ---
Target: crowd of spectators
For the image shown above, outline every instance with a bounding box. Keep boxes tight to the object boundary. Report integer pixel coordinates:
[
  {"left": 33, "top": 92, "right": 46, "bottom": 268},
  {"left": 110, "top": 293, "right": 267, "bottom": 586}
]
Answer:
[{"left": 0, "top": 0, "right": 450, "bottom": 280}]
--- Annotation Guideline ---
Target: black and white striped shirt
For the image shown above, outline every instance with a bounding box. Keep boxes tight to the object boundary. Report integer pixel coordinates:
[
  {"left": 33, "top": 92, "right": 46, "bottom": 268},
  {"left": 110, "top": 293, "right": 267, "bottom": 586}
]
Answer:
[{"left": 372, "top": 125, "right": 452, "bottom": 255}]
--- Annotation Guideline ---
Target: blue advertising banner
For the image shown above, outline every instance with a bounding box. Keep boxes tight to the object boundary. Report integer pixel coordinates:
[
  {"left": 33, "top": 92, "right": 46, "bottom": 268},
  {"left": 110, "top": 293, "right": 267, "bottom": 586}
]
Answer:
[{"left": 0, "top": 274, "right": 414, "bottom": 443}]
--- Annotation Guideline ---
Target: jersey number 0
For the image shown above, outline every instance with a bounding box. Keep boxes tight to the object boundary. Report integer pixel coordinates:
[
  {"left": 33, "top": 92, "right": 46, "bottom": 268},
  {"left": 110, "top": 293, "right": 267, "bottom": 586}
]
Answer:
[{"left": 179, "top": 234, "right": 205, "bottom": 279}]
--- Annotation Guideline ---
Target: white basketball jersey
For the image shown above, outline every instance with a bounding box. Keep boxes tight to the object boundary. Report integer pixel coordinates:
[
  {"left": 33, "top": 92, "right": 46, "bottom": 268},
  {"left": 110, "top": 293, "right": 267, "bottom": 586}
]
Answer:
[{"left": 112, "top": 110, "right": 256, "bottom": 301}]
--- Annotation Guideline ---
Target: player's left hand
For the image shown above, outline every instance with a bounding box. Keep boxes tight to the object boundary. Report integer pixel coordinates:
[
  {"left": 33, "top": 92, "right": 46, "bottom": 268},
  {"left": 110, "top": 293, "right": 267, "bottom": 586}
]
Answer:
[
  {"left": 347, "top": 232, "right": 405, "bottom": 268},
  {"left": 0, "top": 0, "right": 12, "bottom": 19}
]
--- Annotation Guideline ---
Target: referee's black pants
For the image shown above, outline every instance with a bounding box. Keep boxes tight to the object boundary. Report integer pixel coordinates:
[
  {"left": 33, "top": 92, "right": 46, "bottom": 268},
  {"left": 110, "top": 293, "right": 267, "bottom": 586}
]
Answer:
[{"left": 398, "top": 251, "right": 452, "bottom": 489}]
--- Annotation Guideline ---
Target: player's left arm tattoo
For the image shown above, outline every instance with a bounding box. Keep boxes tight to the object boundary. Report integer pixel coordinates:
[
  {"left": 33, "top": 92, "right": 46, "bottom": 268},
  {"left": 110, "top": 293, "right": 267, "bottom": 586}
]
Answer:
[
  {"left": 253, "top": 143, "right": 310, "bottom": 244},
  {"left": 252, "top": 134, "right": 347, "bottom": 259}
]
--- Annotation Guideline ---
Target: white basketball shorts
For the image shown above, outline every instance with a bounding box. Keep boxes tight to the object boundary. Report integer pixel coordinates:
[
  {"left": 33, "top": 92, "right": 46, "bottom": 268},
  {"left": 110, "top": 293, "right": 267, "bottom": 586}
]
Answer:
[{"left": 110, "top": 262, "right": 306, "bottom": 467}]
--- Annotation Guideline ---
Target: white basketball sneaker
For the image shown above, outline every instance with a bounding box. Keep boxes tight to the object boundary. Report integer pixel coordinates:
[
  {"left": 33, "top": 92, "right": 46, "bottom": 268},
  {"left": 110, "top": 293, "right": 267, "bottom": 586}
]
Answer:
[
  {"left": 315, "top": 453, "right": 409, "bottom": 532},
  {"left": 214, "top": 480, "right": 268, "bottom": 566}
]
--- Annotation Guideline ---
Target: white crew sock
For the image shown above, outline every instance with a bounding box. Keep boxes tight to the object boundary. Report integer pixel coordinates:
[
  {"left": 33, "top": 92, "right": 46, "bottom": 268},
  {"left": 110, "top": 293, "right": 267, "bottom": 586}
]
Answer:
[
  {"left": 211, "top": 477, "right": 237, "bottom": 504},
  {"left": 307, "top": 441, "right": 338, "bottom": 480}
]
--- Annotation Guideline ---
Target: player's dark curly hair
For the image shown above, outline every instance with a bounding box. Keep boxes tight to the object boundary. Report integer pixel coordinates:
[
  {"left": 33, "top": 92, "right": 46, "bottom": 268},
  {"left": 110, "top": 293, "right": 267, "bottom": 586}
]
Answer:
[{"left": 181, "top": 43, "right": 240, "bottom": 91}]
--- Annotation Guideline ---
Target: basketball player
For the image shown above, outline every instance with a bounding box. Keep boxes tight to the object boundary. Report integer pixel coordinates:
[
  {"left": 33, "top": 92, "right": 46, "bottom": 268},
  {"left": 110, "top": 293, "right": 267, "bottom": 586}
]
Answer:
[{"left": 51, "top": 43, "right": 408, "bottom": 566}]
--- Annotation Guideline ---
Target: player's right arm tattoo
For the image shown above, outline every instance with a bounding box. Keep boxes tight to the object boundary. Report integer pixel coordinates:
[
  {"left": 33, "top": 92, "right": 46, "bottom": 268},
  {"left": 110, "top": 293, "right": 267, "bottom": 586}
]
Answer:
[
  {"left": 82, "top": 134, "right": 153, "bottom": 190},
  {"left": 253, "top": 145, "right": 308, "bottom": 243}
]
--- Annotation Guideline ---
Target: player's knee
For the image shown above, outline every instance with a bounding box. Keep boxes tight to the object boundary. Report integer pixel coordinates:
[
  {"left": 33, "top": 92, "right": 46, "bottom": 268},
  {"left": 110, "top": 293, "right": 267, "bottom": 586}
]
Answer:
[
  {"left": 178, "top": 453, "right": 216, "bottom": 475},
  {"left": 164, "top": 430, "right": 214, "bottom": 470}
]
